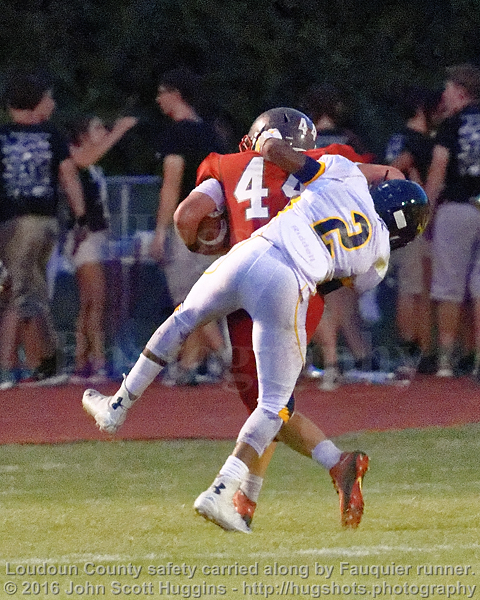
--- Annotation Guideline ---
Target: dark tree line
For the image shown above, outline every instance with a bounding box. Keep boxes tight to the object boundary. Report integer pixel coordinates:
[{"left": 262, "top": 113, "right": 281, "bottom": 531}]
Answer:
[{"left": 1, "top": 0, "right": 479, "bottom": 169}]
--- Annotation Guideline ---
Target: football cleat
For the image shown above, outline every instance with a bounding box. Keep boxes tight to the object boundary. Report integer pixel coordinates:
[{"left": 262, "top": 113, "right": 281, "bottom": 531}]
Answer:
[
  {"left": 233, "top": 489, "right": 257, "bottom": 527},
  {"left": 329, "top": 451, "right": 369, "bottom": 529},
  {"left": 194, "top": 477, "right": 252, "bottom": 533},
  {"left": 82, "top": 377, "right": 136, "bottom": 434}
]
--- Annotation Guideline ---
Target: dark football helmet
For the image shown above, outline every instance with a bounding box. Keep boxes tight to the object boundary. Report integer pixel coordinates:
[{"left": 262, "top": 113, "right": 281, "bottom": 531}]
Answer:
[
  {"left": 370, "top": 179, "right": 429, "bottom": 250},
  {"left": 239, "top": 107, "right": 317, "bottom": 152}
]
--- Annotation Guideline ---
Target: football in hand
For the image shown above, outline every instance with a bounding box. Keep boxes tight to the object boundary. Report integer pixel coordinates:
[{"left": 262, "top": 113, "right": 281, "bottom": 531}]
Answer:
[{"left": 195, "top": 210, "right": 229, "bottom": 255}]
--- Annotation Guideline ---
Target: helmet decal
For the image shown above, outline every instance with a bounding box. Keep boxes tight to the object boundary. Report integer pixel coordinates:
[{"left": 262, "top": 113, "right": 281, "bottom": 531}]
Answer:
[{"left": 393, "top": 209, "right": 407, "bottom": 229}]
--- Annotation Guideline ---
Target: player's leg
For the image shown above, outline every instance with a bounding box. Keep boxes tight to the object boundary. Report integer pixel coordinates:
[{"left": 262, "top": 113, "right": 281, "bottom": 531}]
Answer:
[
  {"left": 195, "top": 246, "right": 305, "bottom": 531},
  {"left": 230, "top": 287, "right": 367, "bottom": 528},
  {"left": 227, "top": 309, "right": 259, "bottom": 409},
  {"left": 229, "top": 290, "right": 361, "bottom": 527},
  {"left": 82, "top": 243, "right": 253, "bottom": 432},
  {"left": 82, "top": 238, "right": 267, "bottom": 432},
  {"left": 227, "top": 309, "right": 269, "bottom": 524},
  {"left": 276, "top": 412, "right": 368, "bottom": 528}
]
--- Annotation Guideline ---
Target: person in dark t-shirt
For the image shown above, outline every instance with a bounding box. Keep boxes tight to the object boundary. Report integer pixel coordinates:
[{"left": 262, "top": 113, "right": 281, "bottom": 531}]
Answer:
[
  {"left": 425, "top": 64, "right": 480, "bottom": 379},
  {"left": 0, "top": 69, "right": 86, "bottom": 388},
  {"left": 148, "top": 68, "right": 227, "bottom": 385}
]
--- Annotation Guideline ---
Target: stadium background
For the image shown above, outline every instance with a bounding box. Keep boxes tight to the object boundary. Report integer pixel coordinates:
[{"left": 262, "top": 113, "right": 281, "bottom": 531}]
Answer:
[
  {"left": 1, "top": 6, "right": 480, "bottom": 588},
  {"left": 0, "top": 0, "right": 479, "bottom": 162},
  {"left": 2, "top": 1, "right": 477, "bottom": 369},
  {"left": 0, "top": 0, "right": 479, "bottom": 437}
]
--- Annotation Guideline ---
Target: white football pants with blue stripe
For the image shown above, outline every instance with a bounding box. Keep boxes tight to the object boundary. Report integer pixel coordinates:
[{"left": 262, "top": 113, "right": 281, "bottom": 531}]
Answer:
[{"left": 145, "top": 235, "right": 310, "bottom": 456}]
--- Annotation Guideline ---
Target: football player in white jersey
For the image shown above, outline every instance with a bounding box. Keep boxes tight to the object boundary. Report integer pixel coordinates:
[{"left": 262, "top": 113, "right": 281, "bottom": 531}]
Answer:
[{"left": 82, "top": 134, "right": 428, "bottom": 533}]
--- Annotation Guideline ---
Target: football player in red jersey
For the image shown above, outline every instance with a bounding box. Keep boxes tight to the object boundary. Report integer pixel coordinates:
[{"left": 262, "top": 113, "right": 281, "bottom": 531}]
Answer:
[
  {"left": 82, "top": 109, "right": 424, "bottom": 533},
  {"left": 174, "top": 108, "right": 372, "bottom": 529}
]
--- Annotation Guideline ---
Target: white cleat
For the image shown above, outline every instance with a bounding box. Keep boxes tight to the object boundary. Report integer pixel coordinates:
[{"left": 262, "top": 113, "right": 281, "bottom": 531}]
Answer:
[
  {"left": 82, "top": 378, "right": 136, "bottom": 434},
  {"left": 194, "top": 476, "right": 252, "bottom": 533}
]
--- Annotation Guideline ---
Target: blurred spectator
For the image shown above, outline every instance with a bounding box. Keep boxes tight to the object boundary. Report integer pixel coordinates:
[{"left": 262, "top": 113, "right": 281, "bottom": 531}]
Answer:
[
  {"left": 0, "top": 68, "right": 86, "bottom": 389},
  {"left": 384, "top": 86, "right": 443, "bottom": 376},
  {"left": 301, "top": 83, "right": 374, "bottom": 159},
  {"left": 149, "top": 67, "right": 227, "bottom": 385},
  {"left": 310, "top": 286, "right": 382, "bottom": 391},
  {"left": 425, "top": 64, "right": 480, "bottom": 380},
  {"left": 300, "top": 84, "right": 379, "bottom": 389},
  {"left": 64, "top": 114, "right": 138, "bottom": 383}
]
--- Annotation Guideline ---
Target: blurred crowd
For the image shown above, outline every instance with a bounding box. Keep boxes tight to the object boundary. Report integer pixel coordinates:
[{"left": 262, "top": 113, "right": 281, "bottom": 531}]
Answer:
[{"left": 1, "top": 63, "right": 480, "bottom": 392}]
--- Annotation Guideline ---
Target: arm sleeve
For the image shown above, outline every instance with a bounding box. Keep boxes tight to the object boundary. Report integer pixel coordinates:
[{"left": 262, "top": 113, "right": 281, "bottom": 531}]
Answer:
[{"left": 193, "top": 178, "right": 226, "bottom": 211}]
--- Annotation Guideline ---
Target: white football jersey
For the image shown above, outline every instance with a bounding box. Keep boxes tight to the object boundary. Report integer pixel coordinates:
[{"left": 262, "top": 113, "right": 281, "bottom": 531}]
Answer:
[{"left": 256, "top": 154, "right": 390, "bottom": 296}]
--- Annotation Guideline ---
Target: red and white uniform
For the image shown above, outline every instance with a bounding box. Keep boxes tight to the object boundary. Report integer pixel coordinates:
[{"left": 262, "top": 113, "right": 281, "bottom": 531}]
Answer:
[
  {"left": 196, "top": 144, "right": 368, "bottom": 245},
  {"left": 145, "top": 154, "right": 389, "bottom": 456},
  {"left": 195, "top": 145, "right": 369, "bottom": 412}
]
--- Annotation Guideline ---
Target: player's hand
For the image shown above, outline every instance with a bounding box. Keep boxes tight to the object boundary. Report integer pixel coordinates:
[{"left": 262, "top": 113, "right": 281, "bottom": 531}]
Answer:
[{"left": 194, "top": 210, "right": 229, "bottom": 255}]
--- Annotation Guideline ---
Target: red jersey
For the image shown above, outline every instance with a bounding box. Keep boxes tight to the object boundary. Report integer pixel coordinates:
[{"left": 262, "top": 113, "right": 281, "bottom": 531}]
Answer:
[{"left": 196, "top": 144, "right": 370, "bottom": 245}]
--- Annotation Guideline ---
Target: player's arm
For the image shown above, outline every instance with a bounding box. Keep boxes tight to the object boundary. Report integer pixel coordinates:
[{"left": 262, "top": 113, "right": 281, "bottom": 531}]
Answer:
[
  {"left": 352, "top": 257, "right": 389, "bottom": 294},
  {"left": 174, "top": 191, "right": 217, "bottom": 249},
  {"left": 259, "top": 135, "right": 324, "bottom": 185},
  {"left": 174, "top": 178, "right": 228, "bottom": 254},
  {"left": 261, "top": 134, "right": 404, "bottom": 187}
]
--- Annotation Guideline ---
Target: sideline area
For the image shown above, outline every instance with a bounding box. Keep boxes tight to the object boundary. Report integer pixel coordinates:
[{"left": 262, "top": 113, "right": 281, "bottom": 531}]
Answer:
[{"left": 1, "top": 375, "right": 479, "bottom": 445}]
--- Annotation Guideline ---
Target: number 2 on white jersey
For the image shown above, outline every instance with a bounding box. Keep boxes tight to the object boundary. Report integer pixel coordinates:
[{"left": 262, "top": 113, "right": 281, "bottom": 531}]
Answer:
[{"left": 234, "top": 157, "right": 304, "bottom": 220}]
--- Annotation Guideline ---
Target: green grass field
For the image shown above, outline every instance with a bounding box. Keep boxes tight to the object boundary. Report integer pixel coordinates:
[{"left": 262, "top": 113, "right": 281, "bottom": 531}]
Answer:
[{"left": 1, "top": 425, "right": 480, "bottom": 598}]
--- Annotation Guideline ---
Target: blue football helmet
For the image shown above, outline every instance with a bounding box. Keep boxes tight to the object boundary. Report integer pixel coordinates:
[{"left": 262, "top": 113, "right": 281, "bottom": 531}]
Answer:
[{"left": 370, "top": 179, "right": 429, "bottom": 250}]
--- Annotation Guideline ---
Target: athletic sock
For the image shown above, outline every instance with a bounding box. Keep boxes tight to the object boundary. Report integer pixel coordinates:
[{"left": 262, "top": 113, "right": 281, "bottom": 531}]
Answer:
[
  {"left": 312, "top": 439, "right": 343, "bottom": 470},
  {"left": 219, "top": 455, "right": 249, "bottom": 482},
  {"left": 125, "top": 353, "right": 164, "bottom": 398},
  {"left": 239, "top": 473, "right": 263, "bottom": 503}
]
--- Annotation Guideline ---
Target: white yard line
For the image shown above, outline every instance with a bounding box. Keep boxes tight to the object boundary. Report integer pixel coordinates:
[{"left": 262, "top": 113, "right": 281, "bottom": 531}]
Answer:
[{"left": 3, "top": 543, "right": 480, "bottom": 566}]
